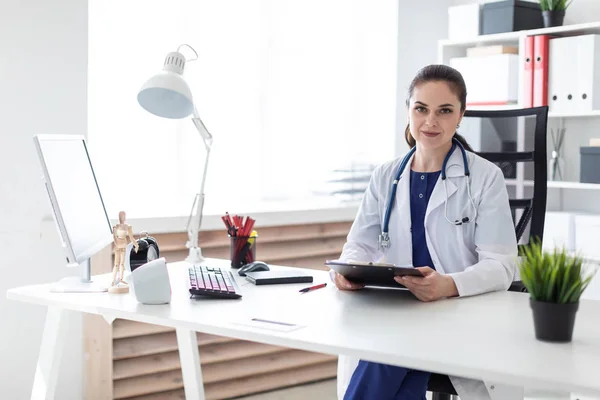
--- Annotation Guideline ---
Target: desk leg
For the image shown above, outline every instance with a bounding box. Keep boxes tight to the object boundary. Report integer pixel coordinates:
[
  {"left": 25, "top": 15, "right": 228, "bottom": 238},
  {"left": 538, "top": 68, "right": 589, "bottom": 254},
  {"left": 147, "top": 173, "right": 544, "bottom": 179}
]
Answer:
[
  {"left": 176, "top": 328, "right": 205, "bottom": 400},
  {"left": 31, "top": 307, "right": 69, "bottom": 400},
  {"left": 486, "top": 382, "right": 524, "bottom": 400}
]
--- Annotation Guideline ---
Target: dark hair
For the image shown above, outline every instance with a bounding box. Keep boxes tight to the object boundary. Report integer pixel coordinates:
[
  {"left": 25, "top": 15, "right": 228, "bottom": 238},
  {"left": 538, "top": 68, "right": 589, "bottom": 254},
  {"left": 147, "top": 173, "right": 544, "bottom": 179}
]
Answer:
[{"left": 404, "top": 64, "right": 473, "bottom": 152}]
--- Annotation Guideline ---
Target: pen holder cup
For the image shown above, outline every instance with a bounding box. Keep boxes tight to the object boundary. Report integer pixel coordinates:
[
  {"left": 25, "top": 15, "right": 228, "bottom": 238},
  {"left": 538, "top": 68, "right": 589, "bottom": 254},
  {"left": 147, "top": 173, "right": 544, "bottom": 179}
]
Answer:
[{"left": 230, "top": 235, "right": 258, "bottom": 268}]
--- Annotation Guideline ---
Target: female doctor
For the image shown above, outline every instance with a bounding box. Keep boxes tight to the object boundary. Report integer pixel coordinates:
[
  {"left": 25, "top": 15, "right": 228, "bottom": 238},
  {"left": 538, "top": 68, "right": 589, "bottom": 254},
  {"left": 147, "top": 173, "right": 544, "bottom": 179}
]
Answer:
[{"left": 332, "top": 64, "right": 518, "bottom": 400}]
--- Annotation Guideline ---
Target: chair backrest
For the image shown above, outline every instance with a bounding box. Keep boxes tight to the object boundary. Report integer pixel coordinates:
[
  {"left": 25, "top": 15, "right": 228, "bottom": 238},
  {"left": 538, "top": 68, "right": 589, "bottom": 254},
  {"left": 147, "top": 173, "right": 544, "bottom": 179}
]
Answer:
[{"left": 461, "top": 106, "right": 549, "bottom": 252}]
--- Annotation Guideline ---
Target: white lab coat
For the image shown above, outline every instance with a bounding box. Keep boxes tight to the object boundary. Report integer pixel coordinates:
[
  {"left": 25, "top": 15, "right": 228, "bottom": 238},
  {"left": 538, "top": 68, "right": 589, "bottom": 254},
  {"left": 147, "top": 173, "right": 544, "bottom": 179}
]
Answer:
[{"left": 336, "top": 148, "right": 519, "bottom": 400}]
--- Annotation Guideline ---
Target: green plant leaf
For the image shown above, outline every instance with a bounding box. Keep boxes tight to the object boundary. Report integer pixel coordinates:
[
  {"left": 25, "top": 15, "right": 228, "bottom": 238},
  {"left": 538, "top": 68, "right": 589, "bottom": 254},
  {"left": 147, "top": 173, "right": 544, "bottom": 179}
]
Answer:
[
  {"left": 518, "top": 239, "right": 596, "bottom": 304},
  {"left": 562, "top": 280, "right": 581, "bottom": 303},
  {"left": 558, "top": 255, "right": 571, "bottom": 301},
  {"left": 539, "top": 0, "right": 572, "bottom": 11},
  {"left": 546, "top": 263, "right": 559, "bottom": 301}
]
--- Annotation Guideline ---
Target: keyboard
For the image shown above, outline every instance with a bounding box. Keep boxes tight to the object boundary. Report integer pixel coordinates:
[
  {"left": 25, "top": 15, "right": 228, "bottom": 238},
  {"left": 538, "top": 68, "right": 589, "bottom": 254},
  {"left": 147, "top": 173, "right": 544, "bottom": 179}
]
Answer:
[{"left": 188, "top": 265, "right": 243, "bottom": 299}]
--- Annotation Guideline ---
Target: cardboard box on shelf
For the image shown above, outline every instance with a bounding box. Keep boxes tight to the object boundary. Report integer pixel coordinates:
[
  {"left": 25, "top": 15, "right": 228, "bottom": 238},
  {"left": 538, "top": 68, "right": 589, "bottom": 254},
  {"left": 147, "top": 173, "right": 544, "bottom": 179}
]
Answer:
[
  {"left": 467, "top": 45, "right": 519, "bottom": 57},
  {"left": 589, "top": 138, "right": 600, "bottom": 146}
]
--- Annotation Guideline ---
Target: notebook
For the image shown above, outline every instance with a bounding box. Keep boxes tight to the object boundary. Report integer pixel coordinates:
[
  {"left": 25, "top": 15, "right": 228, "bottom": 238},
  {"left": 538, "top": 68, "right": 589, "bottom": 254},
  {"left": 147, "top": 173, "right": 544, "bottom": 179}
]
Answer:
[{"left": 245, "top": 270, "right": 313, "bottom": 285}]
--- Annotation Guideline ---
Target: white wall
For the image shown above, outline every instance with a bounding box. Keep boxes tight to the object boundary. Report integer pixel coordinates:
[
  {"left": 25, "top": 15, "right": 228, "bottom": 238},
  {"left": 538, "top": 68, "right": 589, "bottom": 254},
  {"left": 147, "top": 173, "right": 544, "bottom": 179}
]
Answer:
[
  {"left": 0, "top": 1, "right": 87, "bottom": 398},
  {"left": 395, "top": 0, "right": 455, "bottom": 157}
]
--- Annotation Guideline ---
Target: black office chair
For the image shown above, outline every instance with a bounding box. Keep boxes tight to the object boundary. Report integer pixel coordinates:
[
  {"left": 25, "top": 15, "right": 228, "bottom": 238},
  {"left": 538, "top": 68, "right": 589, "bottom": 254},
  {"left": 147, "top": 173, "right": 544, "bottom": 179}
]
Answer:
[{"left": 427, "top": 106, "right": 549, "bottom": 400}]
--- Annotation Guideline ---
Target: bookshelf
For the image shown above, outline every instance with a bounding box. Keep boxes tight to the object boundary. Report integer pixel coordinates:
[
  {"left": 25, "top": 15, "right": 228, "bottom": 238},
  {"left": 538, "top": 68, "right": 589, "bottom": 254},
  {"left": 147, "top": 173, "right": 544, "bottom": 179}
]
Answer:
[
  {"left": 439, "top": 21, "right": 600, "bottom": 119},
  {"left": 440, "top": 20, "right": 600, "bottom": 201}
]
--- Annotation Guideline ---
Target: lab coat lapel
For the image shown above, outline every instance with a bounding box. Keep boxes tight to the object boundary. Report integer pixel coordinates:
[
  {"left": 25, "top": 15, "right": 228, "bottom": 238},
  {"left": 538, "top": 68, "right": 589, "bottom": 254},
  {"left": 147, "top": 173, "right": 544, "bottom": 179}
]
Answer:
[
  {"left": 426, "top": 178, "right": 455, "bottom": 222},
  {"left": 425, "top": 147, "right": 464, "bottom": 222}
]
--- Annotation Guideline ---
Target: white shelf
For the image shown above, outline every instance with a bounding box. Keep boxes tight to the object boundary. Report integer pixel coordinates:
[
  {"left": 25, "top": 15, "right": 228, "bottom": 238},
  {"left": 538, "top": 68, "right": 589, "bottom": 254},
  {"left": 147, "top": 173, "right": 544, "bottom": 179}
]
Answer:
[
  {"left": 547, "top": 181, "right": 600, "bottom": 190},
  {"left": 440, "top": 21, "right": 600, "bottom": 48},
  {"left": 440, "top": 31, "right": 521, "bottom": 47},
  {"left": 466, "top": 104, "right": 520, "bottom": 111},
  {"left": 528, "top": 20, "right": 600, "bottom": 38},
  {"left": 505, "top": 179, "right": 534, "bottom": 186},
  {"left": 505, "top": 180, "right": 600, "bottom": 190},
  {"left": 548, "top": 110, "right": 600, "bottom": 118}
]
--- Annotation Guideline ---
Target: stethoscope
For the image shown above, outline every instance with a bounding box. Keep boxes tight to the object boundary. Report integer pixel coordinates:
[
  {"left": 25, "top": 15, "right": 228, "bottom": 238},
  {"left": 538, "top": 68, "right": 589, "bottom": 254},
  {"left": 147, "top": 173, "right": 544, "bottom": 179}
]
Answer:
[{"left": 378, "top": 137, "right": 478, "bottom": 249}]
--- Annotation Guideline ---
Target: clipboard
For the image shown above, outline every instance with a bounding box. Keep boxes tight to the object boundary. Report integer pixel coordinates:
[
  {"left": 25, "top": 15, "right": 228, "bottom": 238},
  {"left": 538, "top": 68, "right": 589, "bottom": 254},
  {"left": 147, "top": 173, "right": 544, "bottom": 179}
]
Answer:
[{"left": 325, "top": 259, "right": 423, "bottom": 288}]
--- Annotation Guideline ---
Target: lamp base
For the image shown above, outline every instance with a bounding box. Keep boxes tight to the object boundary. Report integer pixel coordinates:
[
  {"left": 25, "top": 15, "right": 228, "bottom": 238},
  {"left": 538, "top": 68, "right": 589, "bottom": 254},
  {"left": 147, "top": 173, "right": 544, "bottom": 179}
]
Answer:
[{"left": 185, "top": 247, "right": 205, "bottom": 264}]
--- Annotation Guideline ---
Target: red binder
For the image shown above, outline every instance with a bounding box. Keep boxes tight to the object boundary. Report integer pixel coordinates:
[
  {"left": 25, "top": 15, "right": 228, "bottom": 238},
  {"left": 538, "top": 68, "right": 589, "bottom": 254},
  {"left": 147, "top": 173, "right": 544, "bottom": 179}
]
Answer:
[
  {"left": 533, "top": 35, "right": 551, "bottom": 107},
  {"left": 523, "top": 35, "right": 534, "bottom": 107}
]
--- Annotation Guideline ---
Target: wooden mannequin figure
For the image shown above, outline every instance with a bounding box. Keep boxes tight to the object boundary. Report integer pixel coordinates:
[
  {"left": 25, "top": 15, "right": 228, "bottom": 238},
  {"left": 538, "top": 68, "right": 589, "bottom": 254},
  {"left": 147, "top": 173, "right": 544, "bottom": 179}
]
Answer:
[{"left": 109, "top": 211, "right": 139, "bottom": 294}]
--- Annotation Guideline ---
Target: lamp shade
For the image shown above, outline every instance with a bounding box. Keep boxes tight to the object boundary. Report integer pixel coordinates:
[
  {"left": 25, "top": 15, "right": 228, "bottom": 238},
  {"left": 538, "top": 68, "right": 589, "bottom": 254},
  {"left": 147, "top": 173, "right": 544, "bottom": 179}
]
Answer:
[{"left": 137, "top": 51, "right": 194, "bottom": 119}]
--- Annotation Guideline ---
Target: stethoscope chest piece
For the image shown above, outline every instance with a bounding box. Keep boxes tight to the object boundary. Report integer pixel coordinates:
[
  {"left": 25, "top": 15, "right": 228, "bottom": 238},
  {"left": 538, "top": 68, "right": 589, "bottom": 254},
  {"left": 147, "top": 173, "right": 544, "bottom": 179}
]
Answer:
[{"left": 378, "top": 232, "right": 390, "bottom": 249}]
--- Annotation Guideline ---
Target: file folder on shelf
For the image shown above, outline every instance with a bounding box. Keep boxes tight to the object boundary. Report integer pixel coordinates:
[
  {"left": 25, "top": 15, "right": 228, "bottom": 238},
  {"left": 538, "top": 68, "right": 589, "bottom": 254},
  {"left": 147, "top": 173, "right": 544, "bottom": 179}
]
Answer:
[
  {"left": 574, "top": 34, "right": 600, "bottom": 111},
  {"left": 523, "top": 36, "right": 534, "bottom": 108},
  {"left": 533, "top": 35, "right": 550, "bottom": 107},
  {"left": 548, "top": 36, "right": 574, "bottom": 113},
  {"left": 548, "top": 35, "right": 600, "bottom": 113}
]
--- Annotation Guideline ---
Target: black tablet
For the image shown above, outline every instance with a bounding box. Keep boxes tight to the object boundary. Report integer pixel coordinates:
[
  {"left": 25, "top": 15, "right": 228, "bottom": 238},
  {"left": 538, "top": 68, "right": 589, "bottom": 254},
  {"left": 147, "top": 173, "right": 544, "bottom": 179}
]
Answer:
[{"left": 325, "top": 260, "right": 423, "bottom": 288}]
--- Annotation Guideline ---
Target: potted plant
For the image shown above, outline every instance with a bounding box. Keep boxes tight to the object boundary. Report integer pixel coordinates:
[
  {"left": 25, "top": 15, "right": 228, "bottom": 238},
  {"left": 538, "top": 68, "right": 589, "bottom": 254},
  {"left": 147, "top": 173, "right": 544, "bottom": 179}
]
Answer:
[
  {"left": 539, "top": 0, "right": 572, "bottom": 27},
  {"left": 519, "top": 240, "right": 595, "bottom": 342}
]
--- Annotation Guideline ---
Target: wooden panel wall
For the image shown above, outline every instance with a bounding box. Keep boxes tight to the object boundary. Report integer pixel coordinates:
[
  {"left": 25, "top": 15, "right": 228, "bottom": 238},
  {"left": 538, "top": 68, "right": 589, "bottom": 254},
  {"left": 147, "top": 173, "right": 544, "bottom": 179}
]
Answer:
[{"left": 86, "top": 221, "right": 352, "bottom": 400}]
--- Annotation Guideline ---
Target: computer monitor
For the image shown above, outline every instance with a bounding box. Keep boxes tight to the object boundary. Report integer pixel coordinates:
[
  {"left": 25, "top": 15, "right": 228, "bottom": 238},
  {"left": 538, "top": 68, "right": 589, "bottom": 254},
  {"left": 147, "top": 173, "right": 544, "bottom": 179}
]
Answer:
[{"left": 34, "top": 134, "right": 113, "bottom": 292}]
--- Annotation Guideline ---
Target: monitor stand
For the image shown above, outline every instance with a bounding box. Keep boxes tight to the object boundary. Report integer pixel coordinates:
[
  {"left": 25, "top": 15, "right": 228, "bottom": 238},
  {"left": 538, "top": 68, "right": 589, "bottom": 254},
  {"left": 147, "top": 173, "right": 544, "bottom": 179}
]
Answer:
[{"left": 49, "top": 259, "right": 108, "bottom": 293}]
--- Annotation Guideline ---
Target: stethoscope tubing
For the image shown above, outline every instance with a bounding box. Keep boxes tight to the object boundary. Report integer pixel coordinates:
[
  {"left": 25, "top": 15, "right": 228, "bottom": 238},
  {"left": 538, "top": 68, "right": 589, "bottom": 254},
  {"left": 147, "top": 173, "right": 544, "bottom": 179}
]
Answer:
[{"left": 379, "top": 137, "right": 477, "bottom": 249}]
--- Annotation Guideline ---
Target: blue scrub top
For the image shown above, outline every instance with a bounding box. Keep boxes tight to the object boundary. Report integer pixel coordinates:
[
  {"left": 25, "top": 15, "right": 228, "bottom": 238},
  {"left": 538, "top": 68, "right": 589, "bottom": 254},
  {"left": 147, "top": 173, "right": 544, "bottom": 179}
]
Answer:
[{"left": 410, "top": 169, "right": 441, "bottom": 270}]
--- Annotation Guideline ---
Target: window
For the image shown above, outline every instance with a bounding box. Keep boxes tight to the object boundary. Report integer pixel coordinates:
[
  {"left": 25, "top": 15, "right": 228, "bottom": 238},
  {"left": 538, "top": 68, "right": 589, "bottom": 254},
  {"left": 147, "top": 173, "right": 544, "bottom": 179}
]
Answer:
[{"left": 88, "top": 0, "right": 398, "bottom": 219}]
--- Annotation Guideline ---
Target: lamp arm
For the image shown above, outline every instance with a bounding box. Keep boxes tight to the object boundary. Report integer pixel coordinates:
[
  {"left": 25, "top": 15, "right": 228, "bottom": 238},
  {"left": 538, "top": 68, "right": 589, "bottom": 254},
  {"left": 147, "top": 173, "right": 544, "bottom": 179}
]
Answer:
[
  {"left": 192, "top": 107, "right": 213, "bottom": 150},
  {"left": 185, "top": 109, "right": 213, "bottom": 261}
]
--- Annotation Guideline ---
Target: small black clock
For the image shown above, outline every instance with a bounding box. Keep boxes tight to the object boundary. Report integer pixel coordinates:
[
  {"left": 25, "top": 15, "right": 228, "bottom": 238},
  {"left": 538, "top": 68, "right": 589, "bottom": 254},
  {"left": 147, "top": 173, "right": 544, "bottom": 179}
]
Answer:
[{"left": 129, "top": 231, "right": 160, "bottom": 271}]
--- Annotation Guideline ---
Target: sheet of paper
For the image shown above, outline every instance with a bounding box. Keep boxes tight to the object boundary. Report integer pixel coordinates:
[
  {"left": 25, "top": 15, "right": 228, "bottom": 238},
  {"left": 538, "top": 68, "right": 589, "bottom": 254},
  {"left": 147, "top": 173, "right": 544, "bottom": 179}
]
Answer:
[{"left": 233, "top": 317, "right": 306, "bottom": 332}]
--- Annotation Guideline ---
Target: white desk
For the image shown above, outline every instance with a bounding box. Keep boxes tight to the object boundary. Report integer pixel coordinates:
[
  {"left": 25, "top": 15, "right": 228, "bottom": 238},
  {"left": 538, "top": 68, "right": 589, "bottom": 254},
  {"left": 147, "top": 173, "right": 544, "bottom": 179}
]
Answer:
[{"left": 7, "top": 259, "right": 600, "bottom": 400}]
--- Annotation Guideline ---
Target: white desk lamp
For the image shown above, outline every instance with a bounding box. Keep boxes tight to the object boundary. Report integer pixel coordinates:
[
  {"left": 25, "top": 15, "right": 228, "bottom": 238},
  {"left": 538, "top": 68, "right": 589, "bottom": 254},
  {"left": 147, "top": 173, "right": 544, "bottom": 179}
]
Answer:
[{"left": 137, "top": 44, "right": 212, "bottom": 264}]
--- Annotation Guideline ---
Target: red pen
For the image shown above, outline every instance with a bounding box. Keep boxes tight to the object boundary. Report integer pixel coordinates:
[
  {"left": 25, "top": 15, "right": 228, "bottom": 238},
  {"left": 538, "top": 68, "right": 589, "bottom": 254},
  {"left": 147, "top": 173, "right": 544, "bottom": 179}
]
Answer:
[{"left": 299, "top": 283, "right": 327, "bottom": 293}]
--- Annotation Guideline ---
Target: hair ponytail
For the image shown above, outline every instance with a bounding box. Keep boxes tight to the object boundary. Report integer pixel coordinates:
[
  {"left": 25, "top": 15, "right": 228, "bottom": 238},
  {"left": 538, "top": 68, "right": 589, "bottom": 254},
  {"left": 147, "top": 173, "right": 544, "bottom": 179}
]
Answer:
[
  {"left": 453, "top": 132, "right": 474, "bottom": 152},
  {"left": 405, "top": 123, "right": 416, "bottom": 148}
]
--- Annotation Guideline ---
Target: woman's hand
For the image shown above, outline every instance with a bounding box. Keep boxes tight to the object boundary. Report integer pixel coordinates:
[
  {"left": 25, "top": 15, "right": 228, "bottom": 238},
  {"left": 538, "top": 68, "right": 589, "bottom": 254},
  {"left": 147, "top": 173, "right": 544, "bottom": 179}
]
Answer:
[
  {"left": 394, "top": 267, "right": 458, "bottom": 302},
  {"left": 333, "top": 271, "right": 364, "bottom": 291}
]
